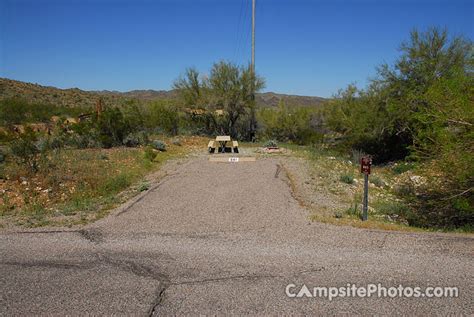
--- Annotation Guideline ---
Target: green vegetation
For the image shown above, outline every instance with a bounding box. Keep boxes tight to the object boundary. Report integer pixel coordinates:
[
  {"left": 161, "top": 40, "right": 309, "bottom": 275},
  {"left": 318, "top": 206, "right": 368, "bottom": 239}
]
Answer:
[
  {"left": 263, "top": 139, "right": 278, "bottom": 148},
  {"left": 339, "top": 174, "right": 354, "bottom": 185},
  {"left": 0, "top": 136, "right": 205, "bottom": 228},
  {"left": 0, "top": 98, "right": 88, "bottom": 126},
  {"left": 369, "top": 175, "right": 386, "bottom": 188},
  {"left": 323, "top": 27, "right": 473, "bottom": 230},
  {"left": 9, "top": 129, "right": 43, "bottom": 173},
  {"left": 174, "top": 61, "right": 265, "bottom": 140},
  {"left": 151, "top": 140, "right": 167, "bottom": 151},
  {"left": 257, "top": 103, "right": 325, "bottom": 144},
  {"left": 0, "top": 27, "right": 471, "bottom": 231},
  {"left": 143, "top": 146, "right": 158, "bottom": 162}
]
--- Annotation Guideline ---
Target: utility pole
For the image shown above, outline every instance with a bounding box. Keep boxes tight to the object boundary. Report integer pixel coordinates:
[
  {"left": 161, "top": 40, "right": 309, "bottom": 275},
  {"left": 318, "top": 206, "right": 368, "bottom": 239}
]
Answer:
[
  {"left": 251, "top": 0, "right": 255, "bottom": 75},
  {"left": 249, "top": 0, "right": 257, "bottom": 141}
]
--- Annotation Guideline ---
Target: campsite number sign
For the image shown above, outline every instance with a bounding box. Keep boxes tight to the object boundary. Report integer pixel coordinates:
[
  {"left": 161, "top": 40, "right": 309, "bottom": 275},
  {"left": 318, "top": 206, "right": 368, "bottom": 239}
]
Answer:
[{"left": 360, "top": 156, "right": 372, "bottom": 175}]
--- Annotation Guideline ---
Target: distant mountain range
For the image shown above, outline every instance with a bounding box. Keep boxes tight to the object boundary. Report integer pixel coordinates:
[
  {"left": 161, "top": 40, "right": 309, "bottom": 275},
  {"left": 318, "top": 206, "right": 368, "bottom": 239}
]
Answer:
[{"left": 0, "top": 78, "right": 326, "bottom": 108}]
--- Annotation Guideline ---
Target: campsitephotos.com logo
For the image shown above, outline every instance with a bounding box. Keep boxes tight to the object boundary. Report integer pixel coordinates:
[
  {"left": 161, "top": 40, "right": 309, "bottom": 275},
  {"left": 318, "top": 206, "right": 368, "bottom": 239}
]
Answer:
[{"left": 285, "top": 283, "right": 459, "bottom": 301}]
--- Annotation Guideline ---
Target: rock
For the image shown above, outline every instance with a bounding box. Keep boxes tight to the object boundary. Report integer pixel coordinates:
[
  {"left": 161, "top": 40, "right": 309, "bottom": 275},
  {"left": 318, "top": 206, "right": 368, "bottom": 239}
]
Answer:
[{"left": 409, "top": 175, "right": 426, "bottom": 187}]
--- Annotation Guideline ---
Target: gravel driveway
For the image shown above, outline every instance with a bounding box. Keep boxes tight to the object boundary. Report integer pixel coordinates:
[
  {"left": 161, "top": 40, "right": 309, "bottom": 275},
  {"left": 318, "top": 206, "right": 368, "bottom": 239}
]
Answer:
[{"left": 1, "top": 155, "right": 473, "bottom": 315}]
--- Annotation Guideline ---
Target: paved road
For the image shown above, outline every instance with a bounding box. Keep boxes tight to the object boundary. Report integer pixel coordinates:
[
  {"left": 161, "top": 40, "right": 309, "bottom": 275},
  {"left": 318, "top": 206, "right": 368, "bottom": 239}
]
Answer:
[{"left": 1, "top": 157, "right": 473, "bottom": 315}]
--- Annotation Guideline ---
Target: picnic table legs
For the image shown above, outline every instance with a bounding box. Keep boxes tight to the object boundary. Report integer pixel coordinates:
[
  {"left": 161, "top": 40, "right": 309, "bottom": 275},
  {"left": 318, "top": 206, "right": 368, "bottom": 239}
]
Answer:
[{"left": 219, "top": 141, "right": 227, "bottom": 153}]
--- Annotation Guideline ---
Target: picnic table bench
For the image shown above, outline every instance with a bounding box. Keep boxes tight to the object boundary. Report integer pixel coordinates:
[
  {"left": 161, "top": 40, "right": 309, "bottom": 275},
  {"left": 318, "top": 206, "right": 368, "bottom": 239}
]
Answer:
[{"left": 208, "top": 136, "right": 239, "bottom": 153}]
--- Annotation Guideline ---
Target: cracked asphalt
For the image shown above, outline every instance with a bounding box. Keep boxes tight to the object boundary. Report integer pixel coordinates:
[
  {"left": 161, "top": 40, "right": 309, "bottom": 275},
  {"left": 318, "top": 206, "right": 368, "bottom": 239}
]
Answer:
[{"left": 1, "top": 156, "right": 473, "bottom": 315}]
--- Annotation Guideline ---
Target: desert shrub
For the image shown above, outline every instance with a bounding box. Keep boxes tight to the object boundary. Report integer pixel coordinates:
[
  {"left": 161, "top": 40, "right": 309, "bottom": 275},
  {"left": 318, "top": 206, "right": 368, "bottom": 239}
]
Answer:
[
  {"left": 68, "top": 133, "right": 101, "bottom": 149},
  {"left": 47, "top": 133, "right": 67, "bottom": 150},
  {"left": 151, "top": 140, "right": 167, "bottom": 151},
  {"left": 375, "top": 201, "right": 416, "bottom": 224},
  {"left": 257, "top": 103, "right": 324, "bottom": 145},
  {"left": 138, "top": 182, "right": 150, "bottom": 192},
  {"left": 68, "top": 121, "right": 101, "bottom": 148},
  {"left": 123, "top": 131, "right": 149, "bottom": 147},
  {"left": 64, "top": 107, "right": 137, "bottom": 149},
  {"left": 35, "top": 137, "right": 51, "bottom": 152},
  {"left": 9, "top": 129, "right": 42, "bottom": 172},
  {"left": 410, "top": 153, "right": 474, "bottom": 229},
  {"left": 339, "top": 174, "right": 354, "bottom": 184},
  {"left": 146, "top": 101, "right": 180, "bottom": 135},
  {"left": 375, "top": 201, "right": 411, "bottom": 216},
  {"left": 143, "top": 146, "right": 157, "bottom": 161},
  {"left": 370, "top": 175, "right": 386, "bottom": 188},
  {"left": 0, "top": 98, "right": 28, "bottom": 125},
  {"left": 122, "top": 103, "right": 145, "bottom": 132},
  {"left": 95, "top": 107, "right": 131, "bottom": 148},
  {"left": 263, "top": 139, "right": 278, "bottom": 148},
  {"left": 0, "top": 98, "right": 88, "bottom": 126}
]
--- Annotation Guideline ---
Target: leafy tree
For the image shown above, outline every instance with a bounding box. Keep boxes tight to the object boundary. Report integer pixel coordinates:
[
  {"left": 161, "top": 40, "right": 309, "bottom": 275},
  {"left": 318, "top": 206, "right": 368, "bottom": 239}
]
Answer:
[
  {"left": 174, "top": 61, "right": 265, "bottom": 139},
  {"left": 325, "top": 27, "right": 473, "bottom": 227},
  {"left": 374, "top": 27, "right": 472, "bottom": 158},
  {"left": 173, "top": 67, "right": 206, "bottom": 107}
]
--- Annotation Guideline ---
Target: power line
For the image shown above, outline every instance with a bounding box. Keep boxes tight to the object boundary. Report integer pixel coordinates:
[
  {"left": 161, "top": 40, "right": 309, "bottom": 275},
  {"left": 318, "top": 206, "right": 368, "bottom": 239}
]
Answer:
[
  {"left": 233, "top": 0, "right": 245, "bottom": 63},
  {"left": 236, "top": 0, "right": 250, "bottom": 65},
  {"left": 251, "top": 0, "right": 255, "bottom": 74}
]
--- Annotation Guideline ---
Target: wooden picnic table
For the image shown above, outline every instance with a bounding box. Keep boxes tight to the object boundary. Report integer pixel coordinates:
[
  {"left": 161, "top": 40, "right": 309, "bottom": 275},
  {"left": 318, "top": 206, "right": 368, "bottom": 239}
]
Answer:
[
  {"left": 215, "top": 136, "right": 231, "bottom": 152},
  {"left": 208, "top": 136, "right": 239, "bottom": 154}
]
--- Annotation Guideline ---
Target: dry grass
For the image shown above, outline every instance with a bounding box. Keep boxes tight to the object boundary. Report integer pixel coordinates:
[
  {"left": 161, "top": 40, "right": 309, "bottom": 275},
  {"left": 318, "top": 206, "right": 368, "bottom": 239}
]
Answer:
[
  {"left": 309, "top": 213, "right": 423, "bottom": 232},
  {"left": 0, "top": 135, "right": 208, "bottom": 228},
  {"left": 275, "top": 144, "right": 435, "bottom": 232}
]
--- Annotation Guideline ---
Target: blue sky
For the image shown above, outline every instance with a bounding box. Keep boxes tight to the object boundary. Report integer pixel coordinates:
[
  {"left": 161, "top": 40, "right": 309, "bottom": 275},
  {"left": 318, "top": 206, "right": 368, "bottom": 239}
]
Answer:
[{"left": 1, "top": 0, "right": 472, "bottom": 97}]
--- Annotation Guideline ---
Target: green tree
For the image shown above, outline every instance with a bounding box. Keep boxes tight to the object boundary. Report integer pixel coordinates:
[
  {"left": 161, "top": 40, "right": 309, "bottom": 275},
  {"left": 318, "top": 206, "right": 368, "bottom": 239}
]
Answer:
[
  {"left": 174, "top": 61, "right": 265, "bottom": 139},
  {"left": 173, "top": 67, "right": 206, "bottom": 107},
  {"left": 326, "top": 27, "right": 473, "bottom": 227},
  {"left": 375, "top": 27, "right": 473, "bottom": 157}
]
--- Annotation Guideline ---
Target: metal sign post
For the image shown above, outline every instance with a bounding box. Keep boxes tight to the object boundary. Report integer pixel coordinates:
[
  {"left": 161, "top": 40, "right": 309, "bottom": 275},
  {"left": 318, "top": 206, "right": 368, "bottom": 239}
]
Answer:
[{"left": 360, "top": 156, "right": 372, "bottom": 221}]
